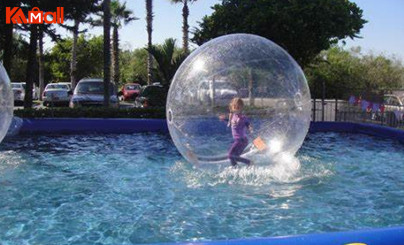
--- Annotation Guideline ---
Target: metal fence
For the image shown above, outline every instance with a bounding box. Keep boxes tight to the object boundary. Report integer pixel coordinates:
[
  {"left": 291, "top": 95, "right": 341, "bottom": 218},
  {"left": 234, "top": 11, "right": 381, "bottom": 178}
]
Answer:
[{"left": 312, "top": 93, "right": 404, "bottom": 129}]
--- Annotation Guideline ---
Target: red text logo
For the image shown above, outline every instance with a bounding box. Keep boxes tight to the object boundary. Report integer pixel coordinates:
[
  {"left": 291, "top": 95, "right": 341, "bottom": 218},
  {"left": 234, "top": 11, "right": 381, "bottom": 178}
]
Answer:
[{"left": 6, "top": 7, "right": 64, "bottom": 24}]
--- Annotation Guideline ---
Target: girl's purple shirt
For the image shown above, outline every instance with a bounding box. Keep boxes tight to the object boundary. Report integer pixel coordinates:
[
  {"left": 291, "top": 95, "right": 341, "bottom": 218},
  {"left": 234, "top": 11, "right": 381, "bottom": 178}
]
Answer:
[{"left": 230, "top": 113, "right": 250, "bottom": 139}]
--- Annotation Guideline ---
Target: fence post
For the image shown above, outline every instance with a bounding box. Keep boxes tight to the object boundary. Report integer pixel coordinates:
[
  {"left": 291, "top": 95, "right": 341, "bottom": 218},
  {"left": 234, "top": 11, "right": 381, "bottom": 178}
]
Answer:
[
  {"left": 335, "top": 98, "right": 338, "bottom": 122},
  {"left": 381, "top": 110, "right": 384, "bottom": 126},
  {"left": 313, "top": 98, "right": 316, "bottom": 122},
  {"left": 322, "top": 81, "right": 325, "bottom": 121}
]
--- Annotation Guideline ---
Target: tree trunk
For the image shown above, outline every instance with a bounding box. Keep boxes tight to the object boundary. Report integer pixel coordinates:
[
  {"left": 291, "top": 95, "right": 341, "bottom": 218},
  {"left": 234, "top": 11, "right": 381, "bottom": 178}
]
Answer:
[
  {"left": 112, "top": 26, "right": 120, "bottom": 85},
  {"left": 3, "top": 23, "right": 13, "bottom": 74},
  {"left": 38, "top": 28, "right": 44, "bottom": 101},
  {"left": 24, "top": 25, "right": 38, "bottom": 109},
  {"left": 146, "top": 0, "right": 153, "bottom": 85},
  {"left": 70, "top": 19, "right": 79, "bottom": 90},
  {"left": 103, "top": 0, "right": 111, "bottom": 107},
  {"left": 182, "top": 0, "right": 189, "bottom": 54}
]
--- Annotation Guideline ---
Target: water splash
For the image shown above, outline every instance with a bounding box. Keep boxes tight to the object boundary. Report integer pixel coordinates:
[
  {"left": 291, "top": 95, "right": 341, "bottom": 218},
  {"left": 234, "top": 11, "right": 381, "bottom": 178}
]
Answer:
[
  {"left": 267, "top": 152, "right": 301, "bottom": 182},
  {"left": 0, "top": 150, "right": 25, "bottom": 173},
  {"left": 171, "top": 152, "right": 334, "bottom": 188}
]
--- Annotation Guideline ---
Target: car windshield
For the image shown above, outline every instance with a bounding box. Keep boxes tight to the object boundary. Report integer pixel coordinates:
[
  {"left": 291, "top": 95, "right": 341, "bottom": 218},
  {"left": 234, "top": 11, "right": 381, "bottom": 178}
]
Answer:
[
  {"left": 216, "top": 83, "right": 234, "bottom": 90},
  {"left": 47, "top": 84, "right": 69, "bottom": 90},
  {"left": 200, "top": 81, "right": 234, "bottom": 90},
  {"left": 384, "top": 96, "right": 401, "bottom": 106},
  {"left": 126, "top": 85, "right": 140, "bottom": 90},
  {"left": 11, "top": 84, "right": 22, "bottom": 89},
  {"left": 76, "top": 82, "right": 115, "bottom": 94},
  {"left": 59, "top": 83, "right": 71, "bottom": 89},
  {"left": 141, "top": 86, "right": 165, "bottom": 97}
]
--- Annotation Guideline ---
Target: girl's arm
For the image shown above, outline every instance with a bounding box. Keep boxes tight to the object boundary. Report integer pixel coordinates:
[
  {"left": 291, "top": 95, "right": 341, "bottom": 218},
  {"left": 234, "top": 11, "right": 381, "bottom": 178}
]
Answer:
[{"left": 227, "top": 113, "right": 232, "bottom": 127}]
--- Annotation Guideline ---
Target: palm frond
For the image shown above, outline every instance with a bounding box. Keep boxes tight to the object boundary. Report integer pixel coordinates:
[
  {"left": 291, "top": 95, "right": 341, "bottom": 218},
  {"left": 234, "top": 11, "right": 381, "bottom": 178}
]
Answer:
[
  {"left": 110, "top": 0, "right": 137, "bottom": 27},
  {"left": 146, "top": 38, "right": 189, "bottom": 85}
]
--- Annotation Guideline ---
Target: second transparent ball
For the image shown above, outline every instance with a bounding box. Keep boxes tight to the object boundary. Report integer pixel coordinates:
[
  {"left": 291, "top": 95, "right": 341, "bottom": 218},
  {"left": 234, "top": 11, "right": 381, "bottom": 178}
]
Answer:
[{"left": 0, "top": 64, "right": 14, "bottom": 144}]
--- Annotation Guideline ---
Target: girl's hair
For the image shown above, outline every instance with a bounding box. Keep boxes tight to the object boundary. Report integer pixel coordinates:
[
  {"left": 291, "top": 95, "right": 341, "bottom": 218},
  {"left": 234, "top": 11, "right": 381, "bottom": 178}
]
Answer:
[{"left": 229, "top": 97, "right": 244, "bottom": 112}]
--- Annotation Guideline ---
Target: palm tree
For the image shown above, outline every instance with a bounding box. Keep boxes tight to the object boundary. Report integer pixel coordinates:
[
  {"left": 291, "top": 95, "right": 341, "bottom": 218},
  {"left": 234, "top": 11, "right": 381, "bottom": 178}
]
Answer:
[
  {"left": 169, "top": 0, "right": 196, "bottom": 54},
  {"left": 0, "top": 0, "right": 18, "bottom": 73},
  {"left": 38, "top": 27, "right": 44, "bottom": 100},
  {"left": 146, "top": 38, "right": 188, "bottom": 87},
  {"left": 111, "top": 1, "right": 137, "bottom": 85},
  {"left": 2, "top": 18, "right": 14, "bottom": 73},
  {"left": 70, "top": 19, "right": 80, "bottom": 89},
  {"left": 146, "top": 0, "right": 153, "bottom": 84},
  {"left": 24, "top": 24, "right": 37, "bottom": 109},
  {"left": 63, "top": 0, "right": 100, "bottom": 89},
  {"left": 103, "top": 0, "right": 111, "bottom": 107}
]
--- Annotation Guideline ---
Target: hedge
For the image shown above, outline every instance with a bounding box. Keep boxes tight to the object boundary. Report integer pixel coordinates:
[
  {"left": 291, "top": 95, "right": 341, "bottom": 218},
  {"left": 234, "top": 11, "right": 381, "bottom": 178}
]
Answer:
[{"left": 14, "top": 107, "right": 166, "bottom": 119}]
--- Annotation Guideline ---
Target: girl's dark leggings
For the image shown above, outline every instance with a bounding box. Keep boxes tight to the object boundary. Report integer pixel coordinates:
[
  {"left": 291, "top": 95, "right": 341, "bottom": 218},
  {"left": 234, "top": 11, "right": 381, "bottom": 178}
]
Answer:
[{"left": 228, "top": 137, "right": 251, "bottom": 166}]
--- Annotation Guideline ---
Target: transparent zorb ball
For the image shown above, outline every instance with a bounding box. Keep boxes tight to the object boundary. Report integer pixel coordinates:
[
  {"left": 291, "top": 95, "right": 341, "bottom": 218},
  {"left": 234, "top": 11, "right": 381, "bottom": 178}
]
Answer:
[
  {"left": 0, "top": 63, "right": 14, "bottom": 144},
  {"left": 167, "top": 34, "right": 311, "bottom": 165}
]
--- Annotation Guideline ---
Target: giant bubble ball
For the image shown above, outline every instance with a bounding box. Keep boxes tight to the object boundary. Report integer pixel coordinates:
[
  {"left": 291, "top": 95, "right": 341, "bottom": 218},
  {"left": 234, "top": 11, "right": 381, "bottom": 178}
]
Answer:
[
  {"left": 0, "top": 63, "right": 13, "bottom": 144},
  {"left": 167, "top": 34, "right": 311, "bottom": 165}
]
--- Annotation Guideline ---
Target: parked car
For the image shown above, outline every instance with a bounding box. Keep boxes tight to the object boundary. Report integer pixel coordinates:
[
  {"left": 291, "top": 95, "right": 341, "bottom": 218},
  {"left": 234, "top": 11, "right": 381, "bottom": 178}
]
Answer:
[
  {"left": 69, "top": 78, "right": 119, "bottom": 108},
  {"left": 135, "top": 84, "right": 167, "bottom": 108},
  {"left": 42, "top": 83, "right": 71, "bottom": 107},
  {"left": 11, "top": 82, "right": 41, "bottom": 105},
  {"left": 383, "top": 94, "right": 404, "bottom": 111},
  {"left": 120, "top": 83, "right": 141, "bottom": 101},
  {"left": 197, "top": 79, "right": 238, "bottom": 106},
  {"left": 11, "top": 82, "right": 25, "bottom": 105},
  {"left": 382, "top": 94, "right": 404, "bottom": 123},
  {"left": 58, "top": 82, "right": 72, "bottom": 91}
]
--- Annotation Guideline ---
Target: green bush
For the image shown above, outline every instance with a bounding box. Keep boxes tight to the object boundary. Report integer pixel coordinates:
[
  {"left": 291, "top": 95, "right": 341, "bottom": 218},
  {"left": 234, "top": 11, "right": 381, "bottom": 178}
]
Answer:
[{"left": 14, "top": 107, "right": 166, "bottom": 119}]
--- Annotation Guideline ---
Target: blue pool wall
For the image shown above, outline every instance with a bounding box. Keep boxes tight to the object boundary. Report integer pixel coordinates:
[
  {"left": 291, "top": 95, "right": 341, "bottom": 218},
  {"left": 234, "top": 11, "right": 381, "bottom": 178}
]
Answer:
[
  {"left": 12, "top": 118, "right": 404, "bottom": 245},
  {"left": 19, "top": 118, "right": 169, "bottom": 134},
  {"left": 17, "top": 119, "right": 404, "bottom": 144},
  {"left": 169, "top": 226, "right": 404, "bottom": 245}
]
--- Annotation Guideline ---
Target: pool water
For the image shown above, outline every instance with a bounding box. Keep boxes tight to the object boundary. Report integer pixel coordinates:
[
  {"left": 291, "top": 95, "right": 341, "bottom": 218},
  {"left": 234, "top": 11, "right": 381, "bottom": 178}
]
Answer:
[{"left": 0, "top": 132, "right": 404, "bottom": 244}]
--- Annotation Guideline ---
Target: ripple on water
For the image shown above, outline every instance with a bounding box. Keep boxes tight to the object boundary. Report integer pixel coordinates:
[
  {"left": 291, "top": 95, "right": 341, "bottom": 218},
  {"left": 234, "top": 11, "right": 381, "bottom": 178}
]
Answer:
[{"left": 0, "top": 132, "right": 403, "bottom": 244}]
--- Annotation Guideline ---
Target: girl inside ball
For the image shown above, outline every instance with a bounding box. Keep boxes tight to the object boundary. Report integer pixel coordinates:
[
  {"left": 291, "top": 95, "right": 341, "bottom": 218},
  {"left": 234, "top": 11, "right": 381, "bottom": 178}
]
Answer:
[{"left": 227, "top": 97, "right": 253, "bottom": 167}]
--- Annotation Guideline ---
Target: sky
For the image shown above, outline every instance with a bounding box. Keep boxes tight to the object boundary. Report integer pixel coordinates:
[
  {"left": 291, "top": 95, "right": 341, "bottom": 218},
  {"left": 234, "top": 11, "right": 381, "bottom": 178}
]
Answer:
[
  {"left": 45, "top": 0, "right": 404, "bottom": 62},
  {"left": 342, "top": 0, "right": 404, "bottom": 61}
]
